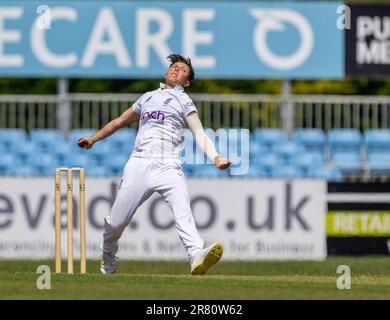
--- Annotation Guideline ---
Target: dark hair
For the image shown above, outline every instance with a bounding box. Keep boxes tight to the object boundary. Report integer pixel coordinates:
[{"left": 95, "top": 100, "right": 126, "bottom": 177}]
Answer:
[{"left": 167, "top": 54, "right": 195, "bottom": 82}]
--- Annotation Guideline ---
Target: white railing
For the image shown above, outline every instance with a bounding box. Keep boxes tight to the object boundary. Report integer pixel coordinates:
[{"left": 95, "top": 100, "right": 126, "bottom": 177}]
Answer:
[{"left": 0, "top": 93, "right": 389, "bottom": 133}]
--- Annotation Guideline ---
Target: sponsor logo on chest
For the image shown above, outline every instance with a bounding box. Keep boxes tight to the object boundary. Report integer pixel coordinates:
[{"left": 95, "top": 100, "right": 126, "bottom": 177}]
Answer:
[{"left": 141, "top": 110, "right": 165, "bottom": 121}]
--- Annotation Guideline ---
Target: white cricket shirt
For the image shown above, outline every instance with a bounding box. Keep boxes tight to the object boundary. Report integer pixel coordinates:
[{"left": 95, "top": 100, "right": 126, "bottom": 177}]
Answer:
[{"left": 131, "top": 83, "right": 197, "bottom": 159}]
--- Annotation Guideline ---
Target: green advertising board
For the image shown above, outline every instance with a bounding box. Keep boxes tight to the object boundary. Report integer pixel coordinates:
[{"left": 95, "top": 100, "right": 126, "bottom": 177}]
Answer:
[{"left": 327, "top": 211, "right": 390, "bottom": 237}]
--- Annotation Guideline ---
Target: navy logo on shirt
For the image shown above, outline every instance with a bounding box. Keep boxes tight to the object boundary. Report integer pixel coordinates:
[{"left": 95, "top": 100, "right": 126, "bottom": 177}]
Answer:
[
  {"left": 141, "top": 110, "right": 165, "bottom": 121},
  {"left": 163, "top": 98, "right": 173, "bottom": 106}
]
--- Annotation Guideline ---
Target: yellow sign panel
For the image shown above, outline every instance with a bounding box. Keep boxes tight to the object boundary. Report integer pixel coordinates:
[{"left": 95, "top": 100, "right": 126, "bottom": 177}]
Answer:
[{"left": 327, "top": 211, "right": 390, "bottom": 236}]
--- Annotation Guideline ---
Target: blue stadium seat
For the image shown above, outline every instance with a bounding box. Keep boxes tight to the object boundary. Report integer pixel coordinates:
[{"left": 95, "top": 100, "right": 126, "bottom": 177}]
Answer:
[
  {"left": 31, "top": 154, "right": 59, "bottom": 175},
  {"left": 106, "top": 128, "right": 137, "bottom": 152},
  {"left": 182, "top": 163, "right": 199, "bottom": 176},
  {"left": 103, "top": 154, "right": 129, "bottom": 175},
  {"left": 0, "top": 154, "right": 21, "bottom": 173},
  {"left": 367, "top": 152, "right": 390, "bottom": 175},
  {"left": 86, "top": 166, "right": 111, "bottom": 177},
  {"left": 0, "top": 140, "right": 5, "bottom": 150},
  {"left": 289, "top": 152, "right": 324, "bottom": 176},
  {"left": 331, "top": 151, "right": 362, "bottom": 174},
  {"left": 308, "top": 166, "right": 343, "bottom": 182},
  {"left": 293, "top": 128, "right": 326, "bottom": 153},
  {"left": 328, "top": 129, "right": 361, "bottom": 153},
  {"left": 0, "top": 129, "right": 27, "bottom": 148},
  {"left": 269, "top": 165, "right": 304, "bottom": 179},
  {"left": 5, "top": 165, "right": 38, "bottom": 177},
  {"left": 249, "top": 158, "right": 267, "bottom": 171},
  {"left": 252, "top": 153, "right": 284, "bottom": 172},
  {"left": 253, "top": 128, "right": 288, "bottom": 147},
  {"left": 364, "top": 129, "right": 390, "bottom": 153},
  {"left": 65, "top": 153, "right": 93, "bottom": 168},
  {"left": 11, "top": 141, "right": 36, "bottom": 162},
  {"left": 272, "top": 142, "right": 305, "bottom": 161},
  {"left": 0, "top": 144, "right": 8, "bottom": 154},
  {"left": 49, "top": 142, "right": 72, "bottom": 162},
  {"left": 241, "top": 166, "right": 268, "bottom": 178},
  {"left": 192, "top": 165, "right": 228, "bottom": 178},
  {"left": 183, "top": 167, "right": 193, "bottom": 177},
  {"left": 249, "top": 142, "right": 269, "bottom": 159},
  {"left": 88, "top": 141, "right": 113, "bottom": 163},
  {"left": 119, "top": 144, "right": 134, "bottom": 158},
  {"left": 30, "top": 129, "right": 65, "bottom": 151},
  {"left": 40, "top": 166, "right": 61, "bottom": 176}
]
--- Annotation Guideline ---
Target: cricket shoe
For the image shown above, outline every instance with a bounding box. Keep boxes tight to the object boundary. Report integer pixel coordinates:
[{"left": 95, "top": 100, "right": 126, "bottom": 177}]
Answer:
[
  {"left": 190, "top": 242, "right": 223, "bottom": 275},
  {"left": 100, "top": 245, "right": 118, "bottom": 274}
]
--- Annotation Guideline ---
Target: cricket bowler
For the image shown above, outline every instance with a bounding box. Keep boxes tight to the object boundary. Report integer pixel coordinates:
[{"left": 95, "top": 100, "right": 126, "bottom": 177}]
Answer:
[{"left": 78, "top": 54, "right": 231, "bottom": 275}]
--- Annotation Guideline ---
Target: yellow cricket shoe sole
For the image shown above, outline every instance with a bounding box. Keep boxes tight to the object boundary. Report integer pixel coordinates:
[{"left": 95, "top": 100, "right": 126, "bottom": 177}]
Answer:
[{"left": 191, "top": 242, "right": 224, "bottom": 276}]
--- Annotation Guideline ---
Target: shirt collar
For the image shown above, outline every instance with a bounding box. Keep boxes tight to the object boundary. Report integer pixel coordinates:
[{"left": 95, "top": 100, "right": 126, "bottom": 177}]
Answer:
[{"left": 159, "top": 82, "right": 184, "bottom": 92}]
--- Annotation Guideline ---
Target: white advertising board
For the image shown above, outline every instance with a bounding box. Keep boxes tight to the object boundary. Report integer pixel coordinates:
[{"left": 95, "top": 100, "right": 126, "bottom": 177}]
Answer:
[{"left": 0, "top": 178, "right": 326, "bottom": 260}]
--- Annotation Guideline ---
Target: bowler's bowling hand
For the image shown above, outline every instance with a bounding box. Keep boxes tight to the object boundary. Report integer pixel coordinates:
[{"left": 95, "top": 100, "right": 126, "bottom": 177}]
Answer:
[
  {"left": 214, "top": 156, "right": 232, "bottom": 170},
  {"left": 77, "top": 137, "right": 94, "bottom": 149}
]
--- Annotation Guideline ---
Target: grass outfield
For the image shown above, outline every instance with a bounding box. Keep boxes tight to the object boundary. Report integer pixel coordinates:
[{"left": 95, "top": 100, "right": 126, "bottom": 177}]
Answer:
[{"left": 1, "top": 257, "right": 390, "bottom": 299}]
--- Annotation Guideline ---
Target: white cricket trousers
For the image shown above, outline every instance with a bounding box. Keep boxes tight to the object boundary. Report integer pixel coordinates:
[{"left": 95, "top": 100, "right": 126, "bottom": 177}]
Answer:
[{"left": 103, "top": 156, "right": 204, "bottom": 260}]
